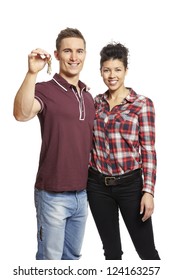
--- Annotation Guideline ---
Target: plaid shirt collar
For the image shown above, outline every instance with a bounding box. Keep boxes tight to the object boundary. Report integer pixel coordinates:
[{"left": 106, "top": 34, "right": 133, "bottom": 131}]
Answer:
[{"left": 101, "top": 88, "right": 138, "bottom": 104}]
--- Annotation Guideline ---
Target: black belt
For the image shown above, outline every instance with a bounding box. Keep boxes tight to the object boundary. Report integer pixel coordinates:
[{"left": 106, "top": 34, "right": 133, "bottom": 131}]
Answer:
[{"left": 89, "top": 167, "right": 141, "bottom": 186}]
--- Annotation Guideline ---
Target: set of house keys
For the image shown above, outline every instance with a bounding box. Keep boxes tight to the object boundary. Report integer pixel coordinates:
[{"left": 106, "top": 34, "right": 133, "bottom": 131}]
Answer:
[{"left": 40, "top": 54, "right": 52, "bottom": 75}]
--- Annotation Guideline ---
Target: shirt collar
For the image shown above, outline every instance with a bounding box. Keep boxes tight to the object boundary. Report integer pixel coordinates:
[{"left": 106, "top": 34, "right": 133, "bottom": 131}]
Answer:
[
  {"left": 102, "top": 88, "right": 138, "bottom": 103},
  {"left": 125, "top": 88, "right": 138, "bottom": 103},
  {"left": 53, "top": 73, "right": 87, "bottom": 92}
]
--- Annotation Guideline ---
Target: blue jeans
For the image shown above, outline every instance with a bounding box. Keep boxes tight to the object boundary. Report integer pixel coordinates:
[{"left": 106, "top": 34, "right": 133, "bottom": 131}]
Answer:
[{"left": 34, "top": 188, "right": 88, "bottom": 260}]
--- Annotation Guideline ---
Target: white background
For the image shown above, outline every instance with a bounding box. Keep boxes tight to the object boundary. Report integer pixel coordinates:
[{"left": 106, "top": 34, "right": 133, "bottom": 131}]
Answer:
[{"left": 1, "top": 0, "right": 172, "bottom": 279}]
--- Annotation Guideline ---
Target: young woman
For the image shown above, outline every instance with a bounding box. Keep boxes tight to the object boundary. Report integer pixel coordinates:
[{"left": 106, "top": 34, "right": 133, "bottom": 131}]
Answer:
[{"left": 87, "top": 42, "right": 160, "bottom": 260}]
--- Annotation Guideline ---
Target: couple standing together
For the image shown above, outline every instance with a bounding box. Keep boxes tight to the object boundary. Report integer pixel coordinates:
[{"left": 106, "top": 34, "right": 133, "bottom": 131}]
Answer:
[{"left": 13, "top": 27, "right": 160, "bottom": 260}]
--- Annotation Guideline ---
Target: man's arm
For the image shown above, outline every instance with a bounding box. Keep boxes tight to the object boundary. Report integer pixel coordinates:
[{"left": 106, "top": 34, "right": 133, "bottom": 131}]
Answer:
[{"left": 13, "top": 48, "right": 51, "bottom": 121}]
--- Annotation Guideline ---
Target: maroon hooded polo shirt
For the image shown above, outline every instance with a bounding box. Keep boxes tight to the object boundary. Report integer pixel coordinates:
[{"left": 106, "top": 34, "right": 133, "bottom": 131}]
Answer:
[{"left": 34, "top": 73, "right": 95, "bottom": 192}]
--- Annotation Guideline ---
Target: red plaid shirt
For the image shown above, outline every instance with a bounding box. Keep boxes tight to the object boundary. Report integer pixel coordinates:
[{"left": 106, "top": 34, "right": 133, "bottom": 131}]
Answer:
[{"left": 90, "top": 88, "right": 156, "bottom": 195}]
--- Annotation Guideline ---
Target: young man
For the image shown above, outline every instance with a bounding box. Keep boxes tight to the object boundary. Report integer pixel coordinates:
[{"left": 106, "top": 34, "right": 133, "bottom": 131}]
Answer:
[{"left": 13, "top": 28, "right": 95, "bottom": 260}]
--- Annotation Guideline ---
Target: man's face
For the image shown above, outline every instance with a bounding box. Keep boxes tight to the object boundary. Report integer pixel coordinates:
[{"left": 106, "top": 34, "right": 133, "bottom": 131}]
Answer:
[{"left": 54, "top": 37, "right": 86, "bottom": 79}]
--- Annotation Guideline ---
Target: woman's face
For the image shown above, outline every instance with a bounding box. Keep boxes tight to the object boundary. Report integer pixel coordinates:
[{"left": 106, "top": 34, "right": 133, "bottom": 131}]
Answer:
[{"left": 101, "top": 59, "right": 127, "bottom": 93}]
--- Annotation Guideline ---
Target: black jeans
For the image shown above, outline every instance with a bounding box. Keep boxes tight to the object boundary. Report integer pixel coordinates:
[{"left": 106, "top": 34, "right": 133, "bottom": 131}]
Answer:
[{"left": 87, "top": 168, "right": 160, "bottom": 260}]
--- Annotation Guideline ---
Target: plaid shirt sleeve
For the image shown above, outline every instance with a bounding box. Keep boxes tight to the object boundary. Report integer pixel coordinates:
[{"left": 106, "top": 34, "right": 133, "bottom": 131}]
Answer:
[{"left": 138, "top": 97, "right": 156, "bottom": 195}]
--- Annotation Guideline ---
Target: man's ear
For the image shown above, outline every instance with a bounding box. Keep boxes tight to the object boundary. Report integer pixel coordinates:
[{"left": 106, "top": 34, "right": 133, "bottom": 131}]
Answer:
[{"left": 54, "top": 50, "right": 60, "bottom": 61}]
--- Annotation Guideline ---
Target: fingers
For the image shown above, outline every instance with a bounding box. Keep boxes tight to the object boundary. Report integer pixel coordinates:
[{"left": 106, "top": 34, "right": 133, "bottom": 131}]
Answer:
[
  {"left": 29, "top": 48, "right": 51, "bottom": 60},
  {"left": 27, "top": 48, "right": 52, "bottom": 74},
  {"left": 140, "top": 193, "right": 154, "bottom": 222},
  {"left": 140, "top": 203, "right": 144, "bottom": 216},
  {"left": 141, "top": 207, "right": 153, "bottom": 222}
]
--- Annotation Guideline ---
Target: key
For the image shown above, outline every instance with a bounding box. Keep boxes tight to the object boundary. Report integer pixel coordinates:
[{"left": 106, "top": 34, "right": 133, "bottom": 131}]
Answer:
[
  {"left": 39, "top": 54, "right": 52, "bottom": 75},
  {"left": 47, "top": 58, "right": 52, "bottom": 75}
]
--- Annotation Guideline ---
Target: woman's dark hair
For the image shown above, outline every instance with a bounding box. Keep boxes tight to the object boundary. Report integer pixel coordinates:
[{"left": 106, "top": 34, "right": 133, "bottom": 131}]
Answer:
[
  {"left": 56, "top": 27, "right": 86, "bottom": 51},
  {"left": 100, "top": 42, "right": 129, "bottom": 69}
]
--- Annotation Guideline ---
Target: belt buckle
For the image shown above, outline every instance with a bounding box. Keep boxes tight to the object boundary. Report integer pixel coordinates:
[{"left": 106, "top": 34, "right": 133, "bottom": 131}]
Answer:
[{"left": 105, "top": 177, "right": 117, "bottom": 186}]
